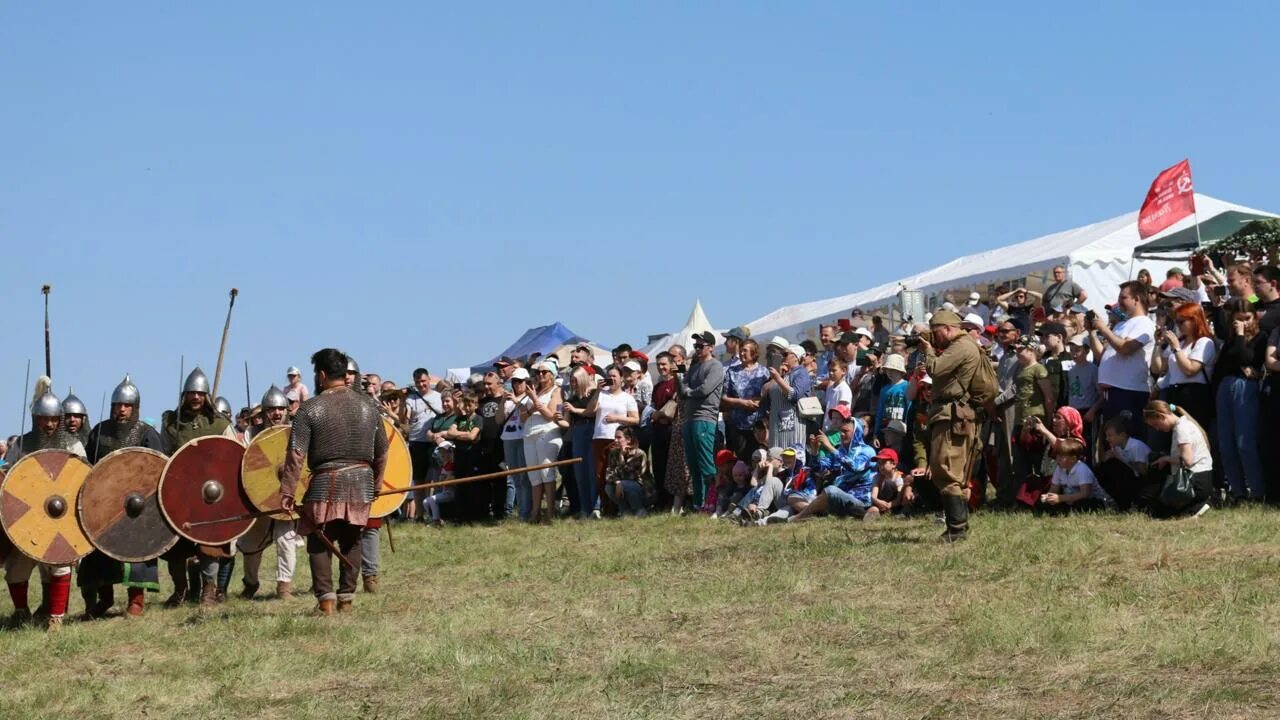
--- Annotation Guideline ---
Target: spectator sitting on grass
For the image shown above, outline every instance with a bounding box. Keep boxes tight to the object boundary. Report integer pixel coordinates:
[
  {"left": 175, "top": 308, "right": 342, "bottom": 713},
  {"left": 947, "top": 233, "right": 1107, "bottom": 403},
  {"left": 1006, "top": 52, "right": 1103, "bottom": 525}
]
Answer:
[
  {"left": 791, "top": 413, "right": 878, "bottom": 522},
  {"left": 1093, "top": 414, "right": 1153, "bottom": 512},
  {"left": 738, "top": 447, "right": 789, "bottom": 524},
  {"left": 869, "top": 448, "right": 907, "bottom": 515},
  {"left": 762, "top": 450, "right": 817, "bottom": 524},
  {"left": 715, "top": 459, "right": 754, "bottom": 518},
  {"left": 1038, "top": 438, "right": 1107, "bottom": 516},
  {"left": 605, "top": 426, "right": 652, "bottom": 518}
]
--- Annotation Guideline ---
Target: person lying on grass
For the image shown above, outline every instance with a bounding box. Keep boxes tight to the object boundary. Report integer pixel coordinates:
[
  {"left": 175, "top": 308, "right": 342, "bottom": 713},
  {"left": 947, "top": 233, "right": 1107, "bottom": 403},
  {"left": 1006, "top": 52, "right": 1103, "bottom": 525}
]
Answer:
[
  {"left": 791, "top": 414, "right": 878, "bottom": 521},
  {"left": 1037, "top": 438, "right": 1108, "bottom": 515}
]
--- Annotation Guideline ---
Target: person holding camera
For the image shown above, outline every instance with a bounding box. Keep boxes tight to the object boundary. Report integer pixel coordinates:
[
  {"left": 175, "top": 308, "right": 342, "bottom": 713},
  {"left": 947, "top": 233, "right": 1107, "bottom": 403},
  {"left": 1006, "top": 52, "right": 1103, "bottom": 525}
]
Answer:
[
  {"left": 1087, "top": 281, "right": 1157, "bottom": 443},
  {"left": 678, "top": 331, "right": 725, "bottom": 511}
]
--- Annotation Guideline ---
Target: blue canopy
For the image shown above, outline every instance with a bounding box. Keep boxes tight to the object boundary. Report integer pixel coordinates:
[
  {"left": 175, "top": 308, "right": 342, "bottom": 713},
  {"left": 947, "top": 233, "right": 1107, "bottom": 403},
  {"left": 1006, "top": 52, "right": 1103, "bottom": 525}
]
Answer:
[{"left": 469, "top": 322, "right": 593, "bottom": 376}]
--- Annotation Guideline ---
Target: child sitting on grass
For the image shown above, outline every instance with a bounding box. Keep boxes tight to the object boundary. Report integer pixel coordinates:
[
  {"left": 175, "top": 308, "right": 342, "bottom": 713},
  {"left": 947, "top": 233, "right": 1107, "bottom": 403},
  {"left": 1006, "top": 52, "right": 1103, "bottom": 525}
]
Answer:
[
  {"left": 1094, "top": 414, "right": 1154, "bottom": 512},
  {"left": 869, "top": 448, "right": 907, "bottom": 516},
  {"left": 704, "top": 449, "right": 736, "bottom": 516},
  {"left": 422, "top": 442, "right": 456, "bottom": 526},
  {"left": 1038, "top": 438, "right": 1107, "bottom": 515}
]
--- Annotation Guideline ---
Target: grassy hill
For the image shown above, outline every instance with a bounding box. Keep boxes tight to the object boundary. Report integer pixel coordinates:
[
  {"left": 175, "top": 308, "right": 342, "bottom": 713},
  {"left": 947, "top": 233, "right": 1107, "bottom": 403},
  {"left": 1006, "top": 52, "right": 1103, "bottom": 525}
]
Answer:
[{"left": 2, "top": 509, "right": 1279, "bottom": 719}]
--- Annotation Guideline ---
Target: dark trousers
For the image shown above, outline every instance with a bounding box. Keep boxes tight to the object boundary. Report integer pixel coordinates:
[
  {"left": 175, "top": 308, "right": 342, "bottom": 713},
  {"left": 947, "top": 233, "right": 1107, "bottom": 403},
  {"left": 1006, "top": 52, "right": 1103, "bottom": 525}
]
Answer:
[
  {"left": 307, "top": 521, "right": 362, "bottom": 601},
  {"left": 1103, "top": 388, "right": 1151, "bottom": 444},
  {"left": 1260, "top": 383, "right": 1280, "bottom": 505},
  {"left": 650, "top": 422, "right": 673, "bottom": 510},
  {"left": 1148, "top": 470, "right": 1214, "bottom": 519},
  {"left": 1095, "top": 458, "right": 1156, "bottom": 512}
]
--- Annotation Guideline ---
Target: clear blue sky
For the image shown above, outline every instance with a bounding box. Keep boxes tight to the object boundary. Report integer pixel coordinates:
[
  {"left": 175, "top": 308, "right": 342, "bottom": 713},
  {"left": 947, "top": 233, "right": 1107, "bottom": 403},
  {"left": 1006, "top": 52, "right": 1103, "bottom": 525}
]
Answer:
[{"left": 2, "top": 2, "right": 1277, "bottom": 428}]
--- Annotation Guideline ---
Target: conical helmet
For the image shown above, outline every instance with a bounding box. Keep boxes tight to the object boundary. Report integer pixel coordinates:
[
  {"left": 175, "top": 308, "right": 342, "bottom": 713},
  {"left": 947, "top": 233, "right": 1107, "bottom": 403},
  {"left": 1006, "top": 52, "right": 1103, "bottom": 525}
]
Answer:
[
  {"left": 346, "top": 356, "right": 360, "bottom": 375},
  {"left": 261, "top": 385, "right": 289, "bottom": 410},
  {"left": 183, "top": 367, "right": 211, "bottom": 395},
  {"left": 62, "top": 389, "right": 88, "bottom": 417},
  {"left": 32, "top": 391, "right": 63, "bottom": 418},
  {"left": 111, "top": 374, "right": 140, "bottom": 406},
  {"left": 214, "top": 396, "right": 233, "bottom": 417}
]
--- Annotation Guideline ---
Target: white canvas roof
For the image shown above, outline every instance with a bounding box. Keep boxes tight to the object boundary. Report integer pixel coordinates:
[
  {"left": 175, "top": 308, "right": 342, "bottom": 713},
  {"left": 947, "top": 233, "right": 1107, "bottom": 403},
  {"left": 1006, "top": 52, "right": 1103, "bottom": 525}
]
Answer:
[
  {"left": 641, "top": 299, "right": 722, "bottom": 358},
  {"left": 747, "top": 193, "right": 1276, "bottom": 342}
]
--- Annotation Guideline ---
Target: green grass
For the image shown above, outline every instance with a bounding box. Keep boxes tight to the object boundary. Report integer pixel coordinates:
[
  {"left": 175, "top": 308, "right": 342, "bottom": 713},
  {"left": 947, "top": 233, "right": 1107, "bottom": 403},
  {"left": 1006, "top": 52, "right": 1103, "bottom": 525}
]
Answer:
[{"left": 4, "top": 509, "right": 1280, "bottom": 719}]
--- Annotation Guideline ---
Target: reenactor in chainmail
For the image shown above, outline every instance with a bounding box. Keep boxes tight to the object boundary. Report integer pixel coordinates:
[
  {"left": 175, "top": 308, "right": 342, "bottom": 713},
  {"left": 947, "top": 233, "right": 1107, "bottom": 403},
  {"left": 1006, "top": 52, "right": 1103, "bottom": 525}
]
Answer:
[
  {"left": 5, "top": 388, "right": 83, "bottom": 630},
  {"left": 159, "top": 368, "right": 239, "bottom": 607},
  {"left": 79, "top": 375, "right": 165, "bottom": 619},
  {"left": 61, "top": 390, "right": 91, "bottom": 450},
  {"left": 281, "top": 349, "right": 388, "bottom": 616},
  {"left": 237, "top": 385, "right": 301, "bottom": 600}
]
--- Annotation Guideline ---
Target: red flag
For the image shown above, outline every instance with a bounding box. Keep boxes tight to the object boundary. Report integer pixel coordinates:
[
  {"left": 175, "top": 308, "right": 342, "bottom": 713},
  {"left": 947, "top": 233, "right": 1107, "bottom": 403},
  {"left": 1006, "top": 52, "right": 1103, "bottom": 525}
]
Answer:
[{"left": 1138, "top": 159, "right": 1196, "bottom": 239}]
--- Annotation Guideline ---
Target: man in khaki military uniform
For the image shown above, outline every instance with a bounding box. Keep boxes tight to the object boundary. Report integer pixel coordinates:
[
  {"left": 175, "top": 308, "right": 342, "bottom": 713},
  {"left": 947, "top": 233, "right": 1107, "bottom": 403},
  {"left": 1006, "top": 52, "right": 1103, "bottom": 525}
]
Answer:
[{"left": 917, "top": 310, "right": 983, "bottom": 541}]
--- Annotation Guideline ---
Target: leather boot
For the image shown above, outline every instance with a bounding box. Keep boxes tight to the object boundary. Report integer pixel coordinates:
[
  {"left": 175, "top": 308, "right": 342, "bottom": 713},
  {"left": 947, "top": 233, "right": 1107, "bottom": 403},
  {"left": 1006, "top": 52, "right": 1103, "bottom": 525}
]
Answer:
[
  {"left": 185, "top": 563, "right": 202, "bottom": 605},
  {"left": 126, "top": 588, "right": 145, "bottom": 617},
  {"left": 275, "top": 581, "right": 293, "bottom": 600},
  {"left": 337, "top": 599, "right": 353, "bottom": 614},
  {"left": 96, "top": 585, "right": 115, "bottom": 617},
  {"left": 362, "top": 575, "right": 379, "bottom": 594},
  {"left": 45, "top": 614, "right": 63, "bottom": 633},
  {"left": 940, "top": 494, "right": 970, "bottom": 543},
  {"left": 240, "top": 581, "right": 260, "bottom": 600},
  {"left": 313, "top": 598, "right": 335, "bottom": 617},
  {"left": 164, "top": 560, "right": 188, "bottom": 607},
  {"left": 200, "top": 581, "right": 219, "bottom": 607},
  {"left": 81, "top": 590, "right": 99, "bottom": 621},
  {"left": 7, "top": 608, "right": 32, "bottom": 629},
  {"left": 34, "top": 582, "right": 51, "bottom": 621}
]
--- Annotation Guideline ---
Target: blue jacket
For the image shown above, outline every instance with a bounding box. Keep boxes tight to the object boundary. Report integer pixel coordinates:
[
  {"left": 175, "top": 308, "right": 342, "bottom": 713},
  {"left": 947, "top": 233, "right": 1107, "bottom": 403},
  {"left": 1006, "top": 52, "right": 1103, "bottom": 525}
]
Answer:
[{"left": 818, "top": 422, "right": 876, "bottom": 503}]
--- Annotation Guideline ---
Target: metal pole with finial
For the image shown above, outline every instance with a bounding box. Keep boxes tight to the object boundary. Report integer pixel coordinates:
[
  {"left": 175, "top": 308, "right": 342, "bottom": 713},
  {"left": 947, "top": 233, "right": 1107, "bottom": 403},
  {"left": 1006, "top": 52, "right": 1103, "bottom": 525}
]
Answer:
[
  {"left": 212, "top": 288, "right": 238, "bottom": 399},
  {"left": 244, "top": 361, "right": 252, "bottom": 409},
  {"left": 41, "top": 285, "right": 52, "bottom": 379}
]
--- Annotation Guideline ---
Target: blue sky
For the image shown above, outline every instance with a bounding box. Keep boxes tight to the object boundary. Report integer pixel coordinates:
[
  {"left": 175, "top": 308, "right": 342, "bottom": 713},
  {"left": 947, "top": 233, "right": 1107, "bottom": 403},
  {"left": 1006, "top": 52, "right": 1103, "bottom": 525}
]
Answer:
[{"left": 2, "top": 2, "right": 1277, "bottom": 426}]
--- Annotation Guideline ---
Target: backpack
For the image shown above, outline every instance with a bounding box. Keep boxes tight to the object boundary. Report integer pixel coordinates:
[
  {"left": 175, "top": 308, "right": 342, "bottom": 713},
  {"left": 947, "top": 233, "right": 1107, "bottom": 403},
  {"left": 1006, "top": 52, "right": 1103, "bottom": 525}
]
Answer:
[{"left": 968, "top": 353, "right": 1000, "bottom": 418}]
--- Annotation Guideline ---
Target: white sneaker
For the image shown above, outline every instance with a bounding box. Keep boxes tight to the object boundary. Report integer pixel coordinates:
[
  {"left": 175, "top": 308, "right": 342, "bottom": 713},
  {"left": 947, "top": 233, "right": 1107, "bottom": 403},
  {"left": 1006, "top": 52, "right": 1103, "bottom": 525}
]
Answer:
[{"left": 1193, "top": 503, "right": 1211, "bottom": 518}]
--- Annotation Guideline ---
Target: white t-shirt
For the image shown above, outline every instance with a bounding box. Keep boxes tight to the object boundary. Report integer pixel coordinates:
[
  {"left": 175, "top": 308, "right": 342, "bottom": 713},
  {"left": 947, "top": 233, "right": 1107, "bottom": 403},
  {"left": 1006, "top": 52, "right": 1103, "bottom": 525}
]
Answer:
[
  {"left": 1161, "top": 336, "right": 1216, "bottom": 386},
  {"left": 1098, "top": 316, "right": 1156, "bottom": 392},
  {"left": 1115, "top": 437, "right": 1153, "bottom": 467},
  {"left": 1172, "top": 416, "right": 1213, "bottom": 473},
  {"left": 500, "top": 398, "right": 529, "bottom": 441},
  {"left": 593, "top": 390, "right": 638, "bottom": 440},
  {"left": 824, "top": 381, "right": 852, "bottom": 412},
  {"left": 1052, "top": 460, "right": 1108, "bottom": 503}
]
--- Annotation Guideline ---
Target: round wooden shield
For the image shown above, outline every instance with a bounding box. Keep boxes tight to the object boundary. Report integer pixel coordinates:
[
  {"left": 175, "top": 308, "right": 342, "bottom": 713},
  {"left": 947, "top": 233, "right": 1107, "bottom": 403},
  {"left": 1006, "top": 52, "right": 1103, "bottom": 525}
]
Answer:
[
  {"left": 78, "top": 447, "right": 178, "bottom": 562},
  {"left": 1, "top": 450, "right": 95, "bottom": 564},
  {"left": 241, "top": 426, "right": 311, "bottom": 520},
  {"left": 369, "top": 418, "right": 411, "bottom": 518},
  {"left": 159, "top": 436, "right": 254, "bottom": 545}
]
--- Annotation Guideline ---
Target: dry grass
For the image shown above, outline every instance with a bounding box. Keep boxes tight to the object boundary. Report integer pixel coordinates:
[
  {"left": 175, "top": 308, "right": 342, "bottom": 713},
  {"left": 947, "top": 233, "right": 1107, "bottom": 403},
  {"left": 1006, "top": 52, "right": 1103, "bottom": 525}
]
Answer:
[{"left": 3, "top": 508, "right": 1280, "bottom": 719}]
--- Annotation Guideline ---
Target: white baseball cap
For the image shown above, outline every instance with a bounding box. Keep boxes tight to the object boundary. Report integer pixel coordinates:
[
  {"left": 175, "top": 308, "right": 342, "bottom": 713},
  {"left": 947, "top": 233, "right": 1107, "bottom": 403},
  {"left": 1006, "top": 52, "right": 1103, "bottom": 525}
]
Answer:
[
  {"left": 511, "top": 368, "right": 531, "bottom": 381},
  {"left": 853, "top": 327, "right": 874, "bottom": 339},
  {"left": 962, "top": 313, "right": 985, "bottom": 329},
  {"left": 287, "top": 366, "right": 301, "bottom": 376},
  {"left": 767, "top": 335, "right": 791, "bottom": 351},
  {"left": 623, "top": 360, "right": 642, "bottom": 373},
  {"left": 1068, "top": 333, "right": 1090, "bottom": 347},
  {"left": 968, "top": 292, "right": 981, "bottom": 303}
]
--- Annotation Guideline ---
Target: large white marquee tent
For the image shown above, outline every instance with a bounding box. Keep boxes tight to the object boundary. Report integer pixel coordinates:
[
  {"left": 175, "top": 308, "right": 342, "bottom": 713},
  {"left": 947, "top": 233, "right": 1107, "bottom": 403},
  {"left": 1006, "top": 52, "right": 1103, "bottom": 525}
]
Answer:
[{"left": 745, "top": 194, "right": 1276, "bottom": 343}]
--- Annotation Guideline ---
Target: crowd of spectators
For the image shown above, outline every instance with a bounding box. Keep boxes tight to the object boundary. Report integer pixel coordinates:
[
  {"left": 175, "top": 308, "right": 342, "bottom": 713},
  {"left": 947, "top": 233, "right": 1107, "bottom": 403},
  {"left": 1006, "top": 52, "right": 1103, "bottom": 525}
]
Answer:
[{"left": 272, "top": 258, "right": 1280, "bottom": 528}]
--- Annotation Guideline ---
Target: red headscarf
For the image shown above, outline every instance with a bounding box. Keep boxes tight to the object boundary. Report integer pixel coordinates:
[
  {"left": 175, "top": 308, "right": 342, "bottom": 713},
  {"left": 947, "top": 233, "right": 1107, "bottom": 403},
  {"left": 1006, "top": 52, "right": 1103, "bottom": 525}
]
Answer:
[{"left": 1055, "top": 406, "right": 1085, "bottom": 441}]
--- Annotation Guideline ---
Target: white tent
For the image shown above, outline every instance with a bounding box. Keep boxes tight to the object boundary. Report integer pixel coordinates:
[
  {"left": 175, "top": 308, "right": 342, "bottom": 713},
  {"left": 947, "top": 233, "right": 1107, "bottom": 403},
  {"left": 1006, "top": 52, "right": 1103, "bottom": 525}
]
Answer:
[
  {"left": 641, "top": 299, "right": 723, "bottom": 359},
  {"left": 746, "top": 193, "right": 1277, "bottom": 343}
]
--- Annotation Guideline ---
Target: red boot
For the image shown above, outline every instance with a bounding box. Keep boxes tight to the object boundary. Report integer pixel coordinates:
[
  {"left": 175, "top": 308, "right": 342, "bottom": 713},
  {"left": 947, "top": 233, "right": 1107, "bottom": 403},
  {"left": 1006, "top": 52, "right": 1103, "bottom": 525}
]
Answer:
[{"left": 126, "top": 588, "right": 145, "bottom": 617}]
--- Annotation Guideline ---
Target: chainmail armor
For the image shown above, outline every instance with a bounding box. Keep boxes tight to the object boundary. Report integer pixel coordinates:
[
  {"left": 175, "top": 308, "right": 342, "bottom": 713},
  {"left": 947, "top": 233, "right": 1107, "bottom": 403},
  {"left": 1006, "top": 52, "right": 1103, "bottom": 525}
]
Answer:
[
  {"left": 289, "top": 386, "right": 388, "bottom": 504},
  {"left": 87, "top": 419, "right": 162, "bottom": 464}
]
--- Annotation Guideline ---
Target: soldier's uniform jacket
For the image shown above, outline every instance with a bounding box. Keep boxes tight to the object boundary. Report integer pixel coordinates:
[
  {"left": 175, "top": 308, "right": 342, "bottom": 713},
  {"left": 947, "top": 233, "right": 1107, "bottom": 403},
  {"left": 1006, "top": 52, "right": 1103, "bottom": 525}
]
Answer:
[{"left": 924, "top": 334, "right": 984, "bottom": 425}]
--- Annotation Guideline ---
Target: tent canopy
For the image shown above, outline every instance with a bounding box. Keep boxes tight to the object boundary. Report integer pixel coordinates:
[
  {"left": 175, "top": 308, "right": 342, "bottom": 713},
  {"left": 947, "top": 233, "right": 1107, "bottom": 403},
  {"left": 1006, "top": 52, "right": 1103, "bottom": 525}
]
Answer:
[
  {"left": 460, "top": 321, "right": 595, "bottom": 377},
  {"left": 640, "top": 299, "right": 722, "bottom": 359},
  {"left": 1132, "top": 210, "right": 1276, "bottom": 259},
  {"left": 746, "top": 194, "right": 1277, "bottom": 343}
]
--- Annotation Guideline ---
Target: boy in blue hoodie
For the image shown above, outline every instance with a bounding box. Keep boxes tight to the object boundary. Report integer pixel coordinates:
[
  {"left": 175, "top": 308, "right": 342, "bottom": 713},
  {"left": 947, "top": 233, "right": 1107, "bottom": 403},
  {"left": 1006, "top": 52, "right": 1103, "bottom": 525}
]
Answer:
[
  {"left": 791, "top": 414, "right": 878, "bottom": 521},
  {"left": 874, "top": 354, "right": 911, "bottom": 445}
]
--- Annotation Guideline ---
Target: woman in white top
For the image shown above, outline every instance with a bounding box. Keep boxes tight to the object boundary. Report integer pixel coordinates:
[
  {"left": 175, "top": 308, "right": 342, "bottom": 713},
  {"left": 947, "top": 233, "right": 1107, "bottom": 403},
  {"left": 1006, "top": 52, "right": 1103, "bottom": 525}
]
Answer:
[
  {"left": 588, "top": 366, "right": 639, "bottom": 516},
  {"left": 520, "top": 360, "right": 569, "bottom": 523},
  {"left": 1149, "top": 303, "right": 1216, "bottom": 426},
  {"left": 501, "top": 369, "right": 532, "bottom": 520},
  {"left": 1142, "top": 400, "right": 1214, "bottom": 519}
]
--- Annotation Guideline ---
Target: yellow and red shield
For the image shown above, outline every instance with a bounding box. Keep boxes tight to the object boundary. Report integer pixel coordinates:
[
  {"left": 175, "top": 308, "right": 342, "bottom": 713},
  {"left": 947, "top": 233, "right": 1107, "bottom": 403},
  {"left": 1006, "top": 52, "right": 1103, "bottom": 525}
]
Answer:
[
  {"left": 241, "top": 426, "right": 311, "bottom": 520},
  {"left": 369, "top": 418, "right": 411, "bottom": 518},
  {"left": 0, "top": 450, "right": 94, "bottom": 564}
]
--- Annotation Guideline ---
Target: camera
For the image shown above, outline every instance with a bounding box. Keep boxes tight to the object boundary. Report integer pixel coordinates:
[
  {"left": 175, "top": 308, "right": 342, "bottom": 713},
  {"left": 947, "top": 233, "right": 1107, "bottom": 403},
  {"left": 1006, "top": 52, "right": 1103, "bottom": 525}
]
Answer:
[
  {"left": 904, "top": 334, "right": 923, "bottom": 349},
  {"left": 1084, "top": 310, "right": 1097, "bottom": 328}
]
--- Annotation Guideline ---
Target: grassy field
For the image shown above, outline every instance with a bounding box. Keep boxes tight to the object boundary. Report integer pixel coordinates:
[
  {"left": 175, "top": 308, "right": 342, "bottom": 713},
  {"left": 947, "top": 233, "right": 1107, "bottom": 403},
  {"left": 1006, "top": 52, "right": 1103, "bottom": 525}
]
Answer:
[{"left": 3, "top": 508, "right": 1280, "bottom": 719}]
